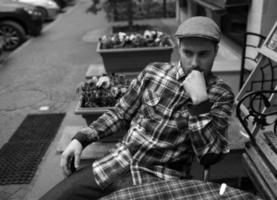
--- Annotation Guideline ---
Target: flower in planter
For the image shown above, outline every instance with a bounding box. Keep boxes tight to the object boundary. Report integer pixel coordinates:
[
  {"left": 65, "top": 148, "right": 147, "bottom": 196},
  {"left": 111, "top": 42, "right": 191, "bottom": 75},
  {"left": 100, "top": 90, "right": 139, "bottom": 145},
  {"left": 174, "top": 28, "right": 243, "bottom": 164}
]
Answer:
[
  {"left": 99, "top": 30, "right": 172, "bottom": 49},
  {"left": 76, "top": 73, "right": 132, "bottom": 108}
]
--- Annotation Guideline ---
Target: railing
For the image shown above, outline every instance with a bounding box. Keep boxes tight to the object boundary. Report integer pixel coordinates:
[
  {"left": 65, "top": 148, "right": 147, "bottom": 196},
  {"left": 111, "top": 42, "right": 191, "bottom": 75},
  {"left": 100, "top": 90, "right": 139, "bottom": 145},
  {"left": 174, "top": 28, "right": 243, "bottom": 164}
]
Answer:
[
  {"left": 236, "top": 55, "right": 277, "bottom": 111},
  {"left": 236, "top": 90, "right": 277, "bottom": 143}
]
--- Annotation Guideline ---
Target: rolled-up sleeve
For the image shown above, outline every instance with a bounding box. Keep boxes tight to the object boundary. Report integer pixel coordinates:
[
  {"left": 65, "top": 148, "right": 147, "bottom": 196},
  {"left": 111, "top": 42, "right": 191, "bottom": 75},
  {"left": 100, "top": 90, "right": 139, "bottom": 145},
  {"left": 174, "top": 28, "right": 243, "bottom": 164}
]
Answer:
[{"left": 187, "top": 84, "right": 234, "bottom": 160}]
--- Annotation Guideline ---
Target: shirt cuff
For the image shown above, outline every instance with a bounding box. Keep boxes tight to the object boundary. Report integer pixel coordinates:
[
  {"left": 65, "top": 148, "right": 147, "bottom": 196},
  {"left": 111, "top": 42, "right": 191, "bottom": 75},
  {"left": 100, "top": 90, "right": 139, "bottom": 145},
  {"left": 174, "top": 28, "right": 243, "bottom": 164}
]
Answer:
[
  {"left": 72, "top": 127, "right": 99, "bottom": 148},
  {"left": 187, "top": 99, "right": 213, "bottom": 116},
  {"left": 72, "top": 132, "right": 91, "bottom": 148}
]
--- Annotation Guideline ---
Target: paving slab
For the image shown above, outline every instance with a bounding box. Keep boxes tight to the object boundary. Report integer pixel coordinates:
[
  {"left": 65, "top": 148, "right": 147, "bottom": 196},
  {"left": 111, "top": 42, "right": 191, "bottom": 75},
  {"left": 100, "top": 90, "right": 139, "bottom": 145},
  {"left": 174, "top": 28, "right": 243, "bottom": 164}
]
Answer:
[{"left": 85, "top": 63, "right": 106, "bottom": 78}]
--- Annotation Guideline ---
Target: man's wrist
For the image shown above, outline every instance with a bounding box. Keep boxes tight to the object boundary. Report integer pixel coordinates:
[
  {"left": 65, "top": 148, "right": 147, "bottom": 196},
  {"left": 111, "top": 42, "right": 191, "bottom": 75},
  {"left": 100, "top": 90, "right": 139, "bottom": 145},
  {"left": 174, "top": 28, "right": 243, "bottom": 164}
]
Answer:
[
  {"left": 72, "top": 127, "right": 99, "bottom": 148},
  {"left": 72, "top": 132, "right": 91, "bottom": 148},
  {"left": 187, "top": 99, "right": 212, "bottom": 116}
]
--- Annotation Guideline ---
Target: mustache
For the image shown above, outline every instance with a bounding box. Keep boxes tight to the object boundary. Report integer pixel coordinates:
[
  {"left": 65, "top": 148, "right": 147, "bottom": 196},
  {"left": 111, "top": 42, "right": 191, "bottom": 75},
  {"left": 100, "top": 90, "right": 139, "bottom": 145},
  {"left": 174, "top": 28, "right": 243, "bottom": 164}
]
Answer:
[{"left": 186, "top": 67, "right": 204, "bottom": 75}]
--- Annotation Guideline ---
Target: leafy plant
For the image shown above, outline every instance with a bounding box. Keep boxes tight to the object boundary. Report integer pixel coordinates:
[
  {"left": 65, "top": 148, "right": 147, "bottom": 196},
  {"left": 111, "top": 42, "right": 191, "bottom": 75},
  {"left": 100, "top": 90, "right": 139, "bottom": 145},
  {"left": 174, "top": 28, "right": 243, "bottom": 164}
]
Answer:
[
  {"left": 87, "top": 0, "right": 134, "bottom": 30},
  {"left": 77, "top": 73, "right": 133, "bottom": 107}
]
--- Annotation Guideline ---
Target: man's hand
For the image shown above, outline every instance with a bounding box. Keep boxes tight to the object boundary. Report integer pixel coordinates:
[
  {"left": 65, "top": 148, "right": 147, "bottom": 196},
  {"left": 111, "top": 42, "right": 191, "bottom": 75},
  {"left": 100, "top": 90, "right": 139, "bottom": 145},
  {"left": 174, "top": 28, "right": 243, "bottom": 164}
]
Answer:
[
  {"left": 183, "top": 70, "right": 208, "bottom": 105},
  {"left": 60, "top": 139, "right": 83, "bottom": 176}
]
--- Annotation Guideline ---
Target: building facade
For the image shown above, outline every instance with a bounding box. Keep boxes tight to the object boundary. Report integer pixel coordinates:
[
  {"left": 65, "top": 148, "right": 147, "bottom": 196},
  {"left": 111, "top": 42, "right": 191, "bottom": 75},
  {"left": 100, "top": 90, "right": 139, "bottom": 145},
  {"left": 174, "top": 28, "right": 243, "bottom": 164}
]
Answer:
[{"left": 176, "top": 0, "right": 277, "bottom": 46}]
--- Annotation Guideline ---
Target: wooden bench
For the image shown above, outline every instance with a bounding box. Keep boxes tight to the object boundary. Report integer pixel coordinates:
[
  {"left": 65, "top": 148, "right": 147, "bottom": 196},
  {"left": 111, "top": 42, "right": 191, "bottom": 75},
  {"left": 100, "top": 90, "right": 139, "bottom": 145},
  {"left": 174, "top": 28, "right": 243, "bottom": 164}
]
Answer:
[
  {"left": 242, "top": 131, "right": 277, "bottom": 200},
  {"left": 236, "top": 90, "right": 277, "bottom": 200}
]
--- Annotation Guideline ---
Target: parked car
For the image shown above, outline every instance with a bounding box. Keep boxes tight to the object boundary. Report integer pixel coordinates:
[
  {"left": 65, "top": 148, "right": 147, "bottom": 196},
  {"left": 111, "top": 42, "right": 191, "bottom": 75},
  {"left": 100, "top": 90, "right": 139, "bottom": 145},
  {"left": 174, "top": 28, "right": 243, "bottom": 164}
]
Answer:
[
  {"left": 0, "top": 0, "right": 44, "bottom": 50},
  {"left": 52, "top": 0, "right": 66, "bottom": 10},
  {"left": 12, "top": 0, "right": 59, "bottom": 21},
  {"left": 65, "top": 0, "right": 75, "bottom": 6},
  {"left": 52, "top": 0, "right": 74, "bottom": 11}
]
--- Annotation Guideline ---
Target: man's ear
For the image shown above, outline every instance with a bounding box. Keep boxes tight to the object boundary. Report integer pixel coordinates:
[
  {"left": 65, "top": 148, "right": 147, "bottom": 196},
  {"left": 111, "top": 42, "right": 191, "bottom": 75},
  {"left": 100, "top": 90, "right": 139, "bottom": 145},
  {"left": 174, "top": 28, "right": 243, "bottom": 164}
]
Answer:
[{"left": 214, "top": 44, "right": 219, "bottom": 55}]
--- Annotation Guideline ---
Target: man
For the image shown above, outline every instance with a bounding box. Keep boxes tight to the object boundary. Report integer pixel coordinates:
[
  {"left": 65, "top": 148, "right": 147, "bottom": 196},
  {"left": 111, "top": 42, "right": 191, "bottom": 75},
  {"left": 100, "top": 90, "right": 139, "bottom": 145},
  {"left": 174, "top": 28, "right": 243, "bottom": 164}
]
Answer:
[{"left": 40, "top": 16, "right": 234, "bottom": 200}]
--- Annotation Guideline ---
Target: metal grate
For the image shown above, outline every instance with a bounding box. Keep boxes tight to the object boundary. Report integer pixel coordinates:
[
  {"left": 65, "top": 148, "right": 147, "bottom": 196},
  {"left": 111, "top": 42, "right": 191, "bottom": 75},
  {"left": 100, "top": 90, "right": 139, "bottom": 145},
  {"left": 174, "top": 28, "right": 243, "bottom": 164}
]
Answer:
[{"left": 0, "top": 113, "right": 65, "bottom": 185}]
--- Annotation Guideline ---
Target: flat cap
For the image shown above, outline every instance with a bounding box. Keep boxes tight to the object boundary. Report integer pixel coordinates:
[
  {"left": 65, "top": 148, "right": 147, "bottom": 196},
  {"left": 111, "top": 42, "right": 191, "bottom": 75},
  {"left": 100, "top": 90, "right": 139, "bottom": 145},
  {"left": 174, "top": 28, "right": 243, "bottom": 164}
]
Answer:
[{"left": 175, "top": 16, "right": 221, "bottom": 42}]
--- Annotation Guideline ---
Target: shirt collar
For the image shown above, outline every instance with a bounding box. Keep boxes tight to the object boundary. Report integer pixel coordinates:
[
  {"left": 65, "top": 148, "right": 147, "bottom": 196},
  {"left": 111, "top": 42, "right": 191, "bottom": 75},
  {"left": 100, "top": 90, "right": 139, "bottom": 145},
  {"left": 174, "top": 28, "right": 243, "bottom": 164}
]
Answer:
[{"left": 175, "top": 61, "right": 186, "bottom": 81}]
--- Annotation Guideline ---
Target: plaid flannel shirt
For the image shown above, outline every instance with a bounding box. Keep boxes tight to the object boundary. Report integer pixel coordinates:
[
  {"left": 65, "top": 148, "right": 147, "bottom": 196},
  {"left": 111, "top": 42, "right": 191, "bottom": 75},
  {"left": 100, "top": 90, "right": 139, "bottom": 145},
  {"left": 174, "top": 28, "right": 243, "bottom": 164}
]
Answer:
[{"left": 74, "top": 62, "right": 235, "bottom": 188}]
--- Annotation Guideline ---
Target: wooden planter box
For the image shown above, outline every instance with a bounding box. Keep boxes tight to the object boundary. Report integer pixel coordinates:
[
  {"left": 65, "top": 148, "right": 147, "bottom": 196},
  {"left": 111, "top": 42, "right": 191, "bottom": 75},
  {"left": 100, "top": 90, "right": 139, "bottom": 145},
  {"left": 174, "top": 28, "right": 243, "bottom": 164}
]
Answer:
[
  {"left": 96, "top": 39, "right": 175, "bottom": 73},
  {"left": 74, "top": 72, "right": 138, "bottom": 126},
  {"left": 74, "top": 97, "right": 110, "bottom": 125}
]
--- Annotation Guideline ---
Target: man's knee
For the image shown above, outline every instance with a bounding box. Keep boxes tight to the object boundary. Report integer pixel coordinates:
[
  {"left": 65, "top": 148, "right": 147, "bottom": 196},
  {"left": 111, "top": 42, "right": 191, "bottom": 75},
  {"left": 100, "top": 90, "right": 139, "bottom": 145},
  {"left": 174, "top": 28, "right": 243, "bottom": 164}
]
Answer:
[{"left": 40, "top": 165, "right": 103, "bottom": 200}]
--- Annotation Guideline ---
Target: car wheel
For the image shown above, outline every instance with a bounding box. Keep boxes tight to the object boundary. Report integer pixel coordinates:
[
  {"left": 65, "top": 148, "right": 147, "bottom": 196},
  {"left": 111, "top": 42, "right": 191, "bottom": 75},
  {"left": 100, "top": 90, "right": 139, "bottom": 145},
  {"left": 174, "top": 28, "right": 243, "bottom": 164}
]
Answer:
[
  {"left": 36, "top": 7, "right": 48, "bottom": 21},
  {"left": 0, "top": 21, "right": 26, "bottom": 51}
]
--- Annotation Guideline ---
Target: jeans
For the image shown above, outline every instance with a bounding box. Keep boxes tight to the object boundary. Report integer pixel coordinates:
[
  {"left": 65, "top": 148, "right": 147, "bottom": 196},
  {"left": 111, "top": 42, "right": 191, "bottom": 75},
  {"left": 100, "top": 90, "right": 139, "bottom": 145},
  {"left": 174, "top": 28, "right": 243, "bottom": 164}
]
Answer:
[
  {"left": 39, "top": 165, "right": 123, "bottom": 200},
  {"left": 39, "top": 164, "right": 163, "bottom": 200}
]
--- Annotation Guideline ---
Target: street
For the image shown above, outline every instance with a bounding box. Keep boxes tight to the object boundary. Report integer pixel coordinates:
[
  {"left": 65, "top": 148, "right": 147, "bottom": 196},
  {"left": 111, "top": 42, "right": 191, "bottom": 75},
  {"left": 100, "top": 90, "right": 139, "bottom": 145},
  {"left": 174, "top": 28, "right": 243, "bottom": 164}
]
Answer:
[
  {"left": 0, "top": 0, "right": 111, "bottom": 199},
  {"left": 0, "top": 0, "right": 110, "bottom": 148}
]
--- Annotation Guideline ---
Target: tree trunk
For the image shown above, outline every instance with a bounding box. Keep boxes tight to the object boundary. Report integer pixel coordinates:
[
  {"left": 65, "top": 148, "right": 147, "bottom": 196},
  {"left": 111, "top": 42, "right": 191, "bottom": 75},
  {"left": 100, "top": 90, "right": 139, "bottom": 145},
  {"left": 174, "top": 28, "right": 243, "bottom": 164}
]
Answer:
[
  {"left": 127, "top": 0, "right": 133, "bottom": 30},
  {"left": 163, "top": 0, "right": 167, "bottom": 18},
  {"left": 113, "top": 0, "right": 118, "bottom": 21}
]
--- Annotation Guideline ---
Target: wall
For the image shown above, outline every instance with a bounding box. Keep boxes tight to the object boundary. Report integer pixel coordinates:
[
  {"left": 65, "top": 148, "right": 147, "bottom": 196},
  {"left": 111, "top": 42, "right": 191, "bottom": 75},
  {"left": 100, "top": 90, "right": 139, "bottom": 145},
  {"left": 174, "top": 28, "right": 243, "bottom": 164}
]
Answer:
[
  {"left": 246, "top": 0, "right": 263, "bottom": 34},
  {"left": 247, "top": 0, "right": 277, "bottom": 36},
  {"left": 245, "top": 0, "right": 277, "bottom": 70},
  {"left": 176, "top": 0, "right": 277, "bottom": 39},
  {"left": 176, "top": 0, "right": 197, "bottom": 23},
  {"left": 260, "top": 0, "right": 277, "bottom": 36},
  {"left": 243, "top": 0, "right": 264, "bottom": 70},
  {"left": 176, "top": 0, "right": 277, "bottom": 36}
]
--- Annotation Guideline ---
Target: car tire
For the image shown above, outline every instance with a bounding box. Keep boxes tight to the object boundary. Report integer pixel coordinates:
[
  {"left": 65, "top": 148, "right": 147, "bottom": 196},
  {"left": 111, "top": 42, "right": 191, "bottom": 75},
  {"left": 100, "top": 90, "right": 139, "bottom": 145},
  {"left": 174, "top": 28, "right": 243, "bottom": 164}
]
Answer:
[
  {"left": 0, "top": 20, "right": 26, "bottom": 51},
  {"left": 36, "top": 7, "right": 48, "bottom": 22}
]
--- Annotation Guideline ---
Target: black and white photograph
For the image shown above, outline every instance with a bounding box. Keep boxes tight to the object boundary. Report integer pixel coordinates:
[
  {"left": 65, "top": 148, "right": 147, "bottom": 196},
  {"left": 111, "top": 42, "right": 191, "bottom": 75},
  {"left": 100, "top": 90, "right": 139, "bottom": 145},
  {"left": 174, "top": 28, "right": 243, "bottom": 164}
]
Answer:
[{"left": 0, "top": 0, "right": 276, "bottom": 199}]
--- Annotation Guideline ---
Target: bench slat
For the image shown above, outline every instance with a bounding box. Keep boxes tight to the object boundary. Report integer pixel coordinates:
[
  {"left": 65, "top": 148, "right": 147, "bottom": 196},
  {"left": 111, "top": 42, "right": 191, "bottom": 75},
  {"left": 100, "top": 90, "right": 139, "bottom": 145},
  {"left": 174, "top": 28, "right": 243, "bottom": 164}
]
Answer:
[
  {"left": 255, "top": 133, "right": 277, "bottom": 175},
  {"left": 264, "top": 131, "right": 277, "bottom": 154},
  {"left": 242, "top": 153, "right": 275, "bottom": 200},
  {"left": 245, "top": 144, "right": 277, "bottom": 197}
]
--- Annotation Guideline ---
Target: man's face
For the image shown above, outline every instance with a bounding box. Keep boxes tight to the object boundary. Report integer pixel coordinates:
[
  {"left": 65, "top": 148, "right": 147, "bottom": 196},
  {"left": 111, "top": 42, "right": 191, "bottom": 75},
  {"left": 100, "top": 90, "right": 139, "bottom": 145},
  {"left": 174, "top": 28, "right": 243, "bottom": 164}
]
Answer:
[{"left": 178, "top": 37, "right": 218, "bottom": 77}]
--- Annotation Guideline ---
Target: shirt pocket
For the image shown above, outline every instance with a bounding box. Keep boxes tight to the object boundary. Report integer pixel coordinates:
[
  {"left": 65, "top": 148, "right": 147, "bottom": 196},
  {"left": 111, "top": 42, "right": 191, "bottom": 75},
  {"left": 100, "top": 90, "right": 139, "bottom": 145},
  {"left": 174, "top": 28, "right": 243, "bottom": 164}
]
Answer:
[
  {"left": 142, "top": 89, "right": 161, "bottom": 119},
  {"left": 143, "top": 89, "right": 161, "bottom": 106}
]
